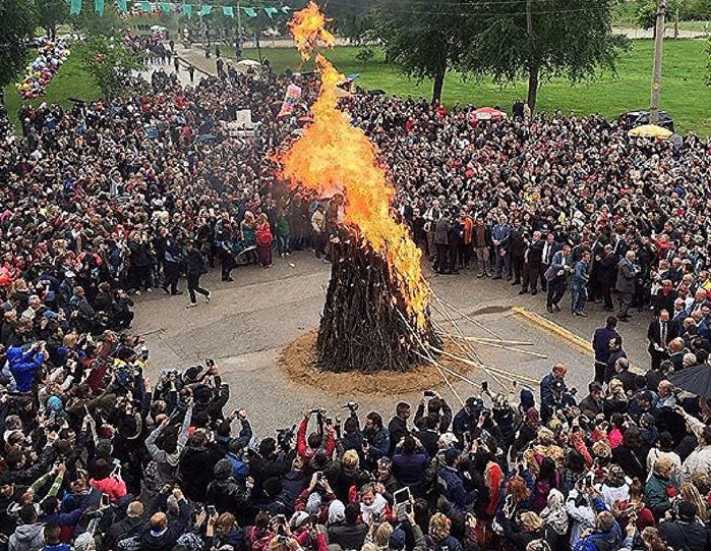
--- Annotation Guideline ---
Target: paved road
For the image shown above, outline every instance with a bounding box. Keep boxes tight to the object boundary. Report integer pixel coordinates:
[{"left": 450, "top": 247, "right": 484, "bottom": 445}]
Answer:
[{"left": 132, "top": 252, "right": 653, "bottom": 436}]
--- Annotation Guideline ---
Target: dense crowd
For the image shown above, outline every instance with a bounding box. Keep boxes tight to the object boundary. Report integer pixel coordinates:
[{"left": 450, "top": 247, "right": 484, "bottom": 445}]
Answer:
[
  {"left": 1, "top": 44, "right": 711, "bottom": 551},
  {"left": 16, "top": 39, "right": 70, "bottom": 100}
]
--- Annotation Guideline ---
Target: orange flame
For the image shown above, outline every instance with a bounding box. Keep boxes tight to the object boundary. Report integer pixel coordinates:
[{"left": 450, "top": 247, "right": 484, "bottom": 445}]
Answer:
[
  {"left": 279, "top": 2, "right": 429, "bottom": 328},
  {"left": 288, "top": 1, "right": 335, "bottom": 60}
]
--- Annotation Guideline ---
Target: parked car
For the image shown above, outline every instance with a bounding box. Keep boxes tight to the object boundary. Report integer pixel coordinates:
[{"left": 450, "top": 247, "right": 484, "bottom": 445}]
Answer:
[{"left": 620, "top": 110, "right": 674, "bottom": 131}]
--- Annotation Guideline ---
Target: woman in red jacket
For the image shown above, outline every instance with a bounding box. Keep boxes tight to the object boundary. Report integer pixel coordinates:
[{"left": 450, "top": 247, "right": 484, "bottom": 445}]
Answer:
[{"left": 255, "top": 213, "right": 273, "bottom": 268}]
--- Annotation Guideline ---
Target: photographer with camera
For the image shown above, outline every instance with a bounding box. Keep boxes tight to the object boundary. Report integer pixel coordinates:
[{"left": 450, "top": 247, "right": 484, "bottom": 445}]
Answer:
[{"left": 296, "top": 409, "right": 336, "bottom": 464}]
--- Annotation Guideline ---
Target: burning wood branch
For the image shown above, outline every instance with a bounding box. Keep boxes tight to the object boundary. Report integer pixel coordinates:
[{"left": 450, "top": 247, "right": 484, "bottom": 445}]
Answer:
[{"left": 317, "top": 227, "right": 440, "bottom": 373}]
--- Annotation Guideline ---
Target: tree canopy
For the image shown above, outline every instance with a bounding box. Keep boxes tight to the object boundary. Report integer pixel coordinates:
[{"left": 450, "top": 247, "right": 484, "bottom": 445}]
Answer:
[
  {"left": 460, "top": 0, "right": 628, "bottom": 110},
  {"left": 84, "top": 35, "right": 142, "bottom": 99},
  {"left": 373, "top": 0, "right": 469, "bottom": 103},
  {"left": 35, "top": 0, "right": 68, "bottom": 40},
  {"left": 0, "top": 0, "right": 36, "bottom": 91}
]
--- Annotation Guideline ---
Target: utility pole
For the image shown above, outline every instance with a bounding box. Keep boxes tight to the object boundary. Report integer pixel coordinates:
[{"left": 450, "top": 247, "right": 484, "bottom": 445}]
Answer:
[
  {"left": 650, "top": 0, "right": 667, "bottom": 125},
  {"left": 236, "top": 0, "right": 243, "bottom": 56}
]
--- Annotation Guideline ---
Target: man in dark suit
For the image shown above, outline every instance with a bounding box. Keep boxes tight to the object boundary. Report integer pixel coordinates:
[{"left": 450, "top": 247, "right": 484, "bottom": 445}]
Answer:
[
  {"left": 596, "top": 244, "right": 618, "bottom": 311},
  {"left": 521, "top": 230, "right": 544, "bottom": 295},
  {"left": 647, "top": 309, "right": 677, "bottom": 371},
  {"left": 592, "top": 316, "right": 620, "bottom": 384}
]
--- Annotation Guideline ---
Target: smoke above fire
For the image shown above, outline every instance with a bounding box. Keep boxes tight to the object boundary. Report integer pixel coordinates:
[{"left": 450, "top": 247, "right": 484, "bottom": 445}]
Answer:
[{"left": 278, "top": 1, "right": 429, "bottom": 327}]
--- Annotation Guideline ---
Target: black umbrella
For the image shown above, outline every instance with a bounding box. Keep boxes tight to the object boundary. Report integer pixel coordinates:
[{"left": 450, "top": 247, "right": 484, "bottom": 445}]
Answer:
[{"left": 670, "top": 363, "right": 711, "bottom": 398}]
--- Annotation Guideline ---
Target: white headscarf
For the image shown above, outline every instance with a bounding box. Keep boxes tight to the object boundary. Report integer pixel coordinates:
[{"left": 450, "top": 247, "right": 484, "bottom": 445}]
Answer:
[
  {"left": 541, "top": 489, "right": 568, "bottom": 536},
  {"left": 328, "top": 499, "right": 346, "bottom": 525}
]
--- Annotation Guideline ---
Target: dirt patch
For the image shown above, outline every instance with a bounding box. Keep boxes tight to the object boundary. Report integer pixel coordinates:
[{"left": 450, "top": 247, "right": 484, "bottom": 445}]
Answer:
[{"left": 279, "top": 330, "right": 479, "bottom": 396}]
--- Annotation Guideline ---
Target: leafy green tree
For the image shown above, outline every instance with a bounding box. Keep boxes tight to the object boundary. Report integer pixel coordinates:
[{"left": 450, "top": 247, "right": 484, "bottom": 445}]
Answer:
[
  {"left": 461, "top": 0, "right": 627, "bottom": 110},
  {"left": 635, "top": 0, "right": 658, "bottom": 31},
  {"left": 35, "top": 0, "right": 68, "bottom": 40},
  {"left": 324, "top": 0, "right": 373, "bottom": 44},
  {"left": 71, "top": 2, "right": 124, "bottom": 37},
  {"left": 84, "top": 35, "right": 142, "bottom": 99},
  {"left": 0, "top": 0, "right": 36, "bottom": 91},
  {"left": 373, "top": 0, "right": 470, "bottom": 103}
]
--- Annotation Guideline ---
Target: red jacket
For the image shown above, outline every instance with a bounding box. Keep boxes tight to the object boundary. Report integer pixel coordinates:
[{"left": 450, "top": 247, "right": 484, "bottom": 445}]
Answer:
[
  {"left": 296, "top": 418, "right": 336, "bottom": 460},
  {"left": 89, "top": 475, "right": 127, "bottom": 502}
]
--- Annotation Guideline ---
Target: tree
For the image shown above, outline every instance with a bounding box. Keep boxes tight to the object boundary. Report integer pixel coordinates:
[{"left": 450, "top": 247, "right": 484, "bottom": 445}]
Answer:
[
  {"left": 71, "top": 2, "right": 124, "bottom": 37},
  {"left": 635, "top": 0, "right": 658, "bottom": 32},
  {"left": 84, "top": 35, "right": 142, "bottom": 99},
  {"left": 35, "top": 0, "right": 68, "bottom": 40},
  {"left": 461, "top": 0, "right": 627, "bottom": 110},
  {"left": 0, "top": 0, "right": 36, "bottom": 91},
  {"left": 324, "top": 0, "right": 373, "bottom": 44},
  {"left": 373, "top": 0, "right": 470, "bottom": 103}
]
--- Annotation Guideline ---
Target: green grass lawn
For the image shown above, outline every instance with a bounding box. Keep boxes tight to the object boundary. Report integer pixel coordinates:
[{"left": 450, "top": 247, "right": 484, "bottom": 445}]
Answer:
[
  {"left": 3, "top": 45, "right": 101, "bottom": 134},
  {"left": 242, "top": 39, "right": 711, "bottom": 136},
  {"left": 676, "top": 20, "right": 711, "bottom": 32}
]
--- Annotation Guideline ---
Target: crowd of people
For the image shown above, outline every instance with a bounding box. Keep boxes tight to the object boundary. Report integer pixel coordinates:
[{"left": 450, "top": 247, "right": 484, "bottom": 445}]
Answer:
[
  {"left": 16, "top": 39, "right": 70, "bottom": 100},
  {"left": 1, "top": 37, "right": 711, "bottom": 551}
]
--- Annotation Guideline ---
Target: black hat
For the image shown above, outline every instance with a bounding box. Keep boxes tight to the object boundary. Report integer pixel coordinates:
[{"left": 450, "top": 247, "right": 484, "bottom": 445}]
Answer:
[{"left": 677, "top": 500, "right": 697, "bottom": 521}]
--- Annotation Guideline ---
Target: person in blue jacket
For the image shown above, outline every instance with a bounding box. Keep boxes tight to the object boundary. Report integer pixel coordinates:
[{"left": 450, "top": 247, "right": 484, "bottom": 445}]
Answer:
[{"left": 7, "top": 341, "right": 47, "bottom": 392}]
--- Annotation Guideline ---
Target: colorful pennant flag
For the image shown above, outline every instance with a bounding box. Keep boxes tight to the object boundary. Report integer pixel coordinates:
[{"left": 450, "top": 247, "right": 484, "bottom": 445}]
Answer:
[
  {"left": 281, "top": 6, "right": 290, "bottom": 13},
  {"left": 117, "top": 0, "right": 127, "bottom": 12},
  {"left": 94, "top": 0, "right": 104, "bottom": 15},
  {"left": 70, "top": 0, "right": 82, "bottom": 15},
  {"left": 140, "top": 1, "right": 152, "bottom": 12},
  {"left": 242, "top": 6, "right": 257, "bottom": 17},
  {"left": 223, "top": 6, "right": 234, "bottom": 17},
  {"left": 160, "top": 2, "right": 172, "bottom": 14},
  {"left": 182, "top": 3, "right": 192, "bottom": 16},
  {"left": 264, "top": 6, "right": 278, "bottom": 18},
  {"left": 199, "top": 4, "right": 212, "bottom": 15}
]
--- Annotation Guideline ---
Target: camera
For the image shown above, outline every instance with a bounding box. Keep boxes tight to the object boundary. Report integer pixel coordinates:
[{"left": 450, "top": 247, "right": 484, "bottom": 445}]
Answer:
[
  {"left": 423, "top": 390, "right": 436, "bottom": 398},
  {"left": 342, "top": 401, "right": 359, "bottom": 411},
  {"left": 276, "top": 425, "right": 296, "bottom": 451}
]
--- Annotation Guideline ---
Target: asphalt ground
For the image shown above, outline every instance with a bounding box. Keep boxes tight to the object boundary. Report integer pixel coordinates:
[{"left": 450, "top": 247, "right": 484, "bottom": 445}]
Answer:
[{"left": 132, "top": 252, "right": 653, "bottom": 436}]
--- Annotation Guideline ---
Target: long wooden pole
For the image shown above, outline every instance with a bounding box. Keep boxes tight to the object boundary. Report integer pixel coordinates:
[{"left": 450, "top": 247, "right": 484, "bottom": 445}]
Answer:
[{"left": 650, "top": 0, "right": 667, "bottom": 124}]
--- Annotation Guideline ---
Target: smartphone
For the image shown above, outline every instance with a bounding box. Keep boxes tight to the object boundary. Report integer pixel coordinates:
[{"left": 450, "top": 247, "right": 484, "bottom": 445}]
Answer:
[
  {"left": 481, "top": 381, "right": 489, "bottom": 392},
  {"left": 100, "top": 493, "right": 110, "bottom": 507},
  {"left": 393, "top": 487, "right": 411, "bottom": 505},
  {"left": 423, "top": 390, "right": 435, "bottom": 398},
  {"left": 207, "top": 505, "right": 217, "bottom": 516},
  {"left": 393, "top": 487, "right": 412, "bottom": 521}
]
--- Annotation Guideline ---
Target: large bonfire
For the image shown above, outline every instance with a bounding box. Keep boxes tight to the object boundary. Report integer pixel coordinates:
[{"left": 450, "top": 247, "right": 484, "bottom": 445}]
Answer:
[{"left": 278, "top": 2, "right": 439, "bottom": 373}]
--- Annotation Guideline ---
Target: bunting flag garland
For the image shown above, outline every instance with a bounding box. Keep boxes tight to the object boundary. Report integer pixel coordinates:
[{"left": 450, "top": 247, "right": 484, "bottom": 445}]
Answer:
[{"left": 67, "top": 1, "right": 293, "bottom": 19}]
